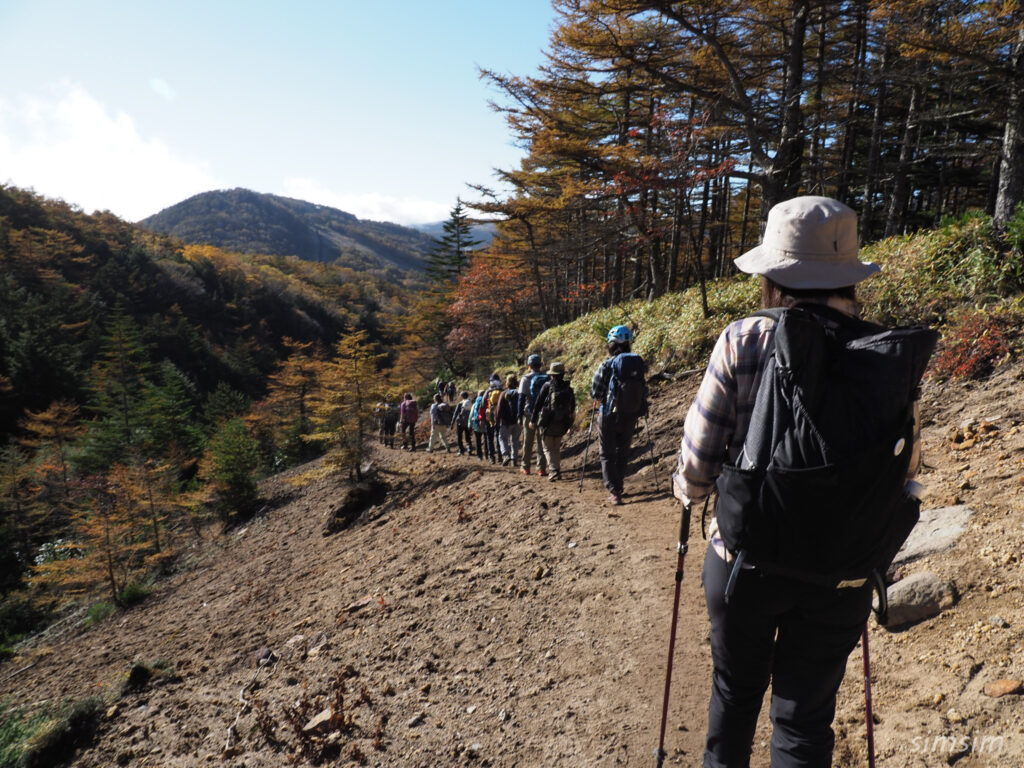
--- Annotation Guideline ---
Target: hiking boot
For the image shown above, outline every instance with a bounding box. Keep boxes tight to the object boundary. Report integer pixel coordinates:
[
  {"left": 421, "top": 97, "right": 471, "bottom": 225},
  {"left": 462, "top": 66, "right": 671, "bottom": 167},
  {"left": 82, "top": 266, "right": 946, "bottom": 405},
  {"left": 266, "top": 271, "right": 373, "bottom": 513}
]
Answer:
[
  {"left": 502, "top": 457, "right": 511, "bottom": 466},
  {"left": 537, "top": 469, "right": 547, "bottom": 477},
  {"left": 549, "top": 471, "right": 561, "bottom": 481},
  {"left": 607, "top": 493, "right": 622, "bottom": 506},
  {"left": 520, "top": 468, "right": 530, "bottom": 475}
]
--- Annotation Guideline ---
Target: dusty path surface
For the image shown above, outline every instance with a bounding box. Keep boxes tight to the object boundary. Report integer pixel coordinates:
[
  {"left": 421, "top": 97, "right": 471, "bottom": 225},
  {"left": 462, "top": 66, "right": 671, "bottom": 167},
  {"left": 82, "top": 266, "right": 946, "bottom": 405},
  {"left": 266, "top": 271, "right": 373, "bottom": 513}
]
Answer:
[{"left": 3, "top": 366, "right": 1024, "bottom": 767}]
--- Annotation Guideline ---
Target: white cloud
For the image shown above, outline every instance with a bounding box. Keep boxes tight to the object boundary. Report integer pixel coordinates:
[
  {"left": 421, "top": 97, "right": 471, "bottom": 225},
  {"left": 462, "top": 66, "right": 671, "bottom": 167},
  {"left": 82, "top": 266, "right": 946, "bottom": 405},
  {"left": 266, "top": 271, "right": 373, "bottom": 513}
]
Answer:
[
  {"left": 283, "top": 177, "right": 450, "bottom": 226},
  {"left": 149, "top": 77, "right": 176, "bottom": 102},
  {"left": 0, "top": 83, "right": 219, "bottom": 221}
]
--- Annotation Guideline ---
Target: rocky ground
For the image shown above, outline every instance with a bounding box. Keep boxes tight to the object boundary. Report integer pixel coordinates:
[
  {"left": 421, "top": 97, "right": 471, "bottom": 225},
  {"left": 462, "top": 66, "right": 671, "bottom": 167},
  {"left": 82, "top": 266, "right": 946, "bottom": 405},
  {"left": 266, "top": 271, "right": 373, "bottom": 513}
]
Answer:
[{"left": 2, "top": 362, "right": 1024, "bottom": 767}]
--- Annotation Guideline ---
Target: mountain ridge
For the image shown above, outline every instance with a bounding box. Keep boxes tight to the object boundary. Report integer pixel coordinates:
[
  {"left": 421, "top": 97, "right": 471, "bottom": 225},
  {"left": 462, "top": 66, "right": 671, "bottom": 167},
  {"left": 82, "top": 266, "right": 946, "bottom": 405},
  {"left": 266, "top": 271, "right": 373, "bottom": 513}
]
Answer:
[{"left": 141, "top": 188, "right": 435, "bottom": 275}]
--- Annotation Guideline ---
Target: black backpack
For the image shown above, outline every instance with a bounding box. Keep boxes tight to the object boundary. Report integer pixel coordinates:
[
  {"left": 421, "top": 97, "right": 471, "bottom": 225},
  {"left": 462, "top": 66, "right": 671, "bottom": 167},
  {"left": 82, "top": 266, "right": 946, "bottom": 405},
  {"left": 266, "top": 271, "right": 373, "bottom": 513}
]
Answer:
[
  {"left": 539, "top": 379, "right": 575, "bottom": 437},
  {"left": 499, "top": 390, "right": 518, "bottom": 425},
  {"left": 607, "top": 353, "right": 647, "bottom": 416},
  {"left": 714, "top": 304, "right": 938, "bottom": 587}
]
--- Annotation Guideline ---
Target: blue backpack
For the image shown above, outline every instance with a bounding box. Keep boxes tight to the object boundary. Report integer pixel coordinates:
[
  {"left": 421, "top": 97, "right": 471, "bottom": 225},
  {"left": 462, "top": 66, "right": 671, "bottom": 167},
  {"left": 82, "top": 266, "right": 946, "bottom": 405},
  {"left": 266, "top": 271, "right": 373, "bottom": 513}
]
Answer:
[
  {"left": 526, "top": 373, "right": 549, "bottom": 410},
  {"left": 606, "top": 353, "right": 647, "bottom": 416}
]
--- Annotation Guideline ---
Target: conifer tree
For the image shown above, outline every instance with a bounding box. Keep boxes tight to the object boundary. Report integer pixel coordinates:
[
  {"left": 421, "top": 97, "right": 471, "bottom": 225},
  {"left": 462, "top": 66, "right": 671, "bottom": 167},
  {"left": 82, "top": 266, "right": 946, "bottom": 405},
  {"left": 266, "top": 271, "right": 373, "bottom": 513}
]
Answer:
[
  {"left": 81, "top": 309, "right": 152, "bottom": 471},
  {"left": 248, "top": 339, "right": 326, "bottom": 469},
  {"left": 425, "top": 199, "right": 482, "bottom": 285},
  {"left": 200, "top": 417, "right": 261, "bottom": 521},
  {"left": 308, "top": 331, "right": 386, "bottom": 481}
]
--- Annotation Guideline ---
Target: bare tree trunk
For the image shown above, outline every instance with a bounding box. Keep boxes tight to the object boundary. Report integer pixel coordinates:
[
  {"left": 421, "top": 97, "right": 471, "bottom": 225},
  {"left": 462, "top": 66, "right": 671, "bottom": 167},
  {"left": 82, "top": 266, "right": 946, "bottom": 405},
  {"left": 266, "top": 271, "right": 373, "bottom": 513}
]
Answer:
[
  {"left": 885, "top": 82, "right": 921, "bottom": 237},
  {"left": 994, "top": 24, "right": 1024, "bottom": 231}
]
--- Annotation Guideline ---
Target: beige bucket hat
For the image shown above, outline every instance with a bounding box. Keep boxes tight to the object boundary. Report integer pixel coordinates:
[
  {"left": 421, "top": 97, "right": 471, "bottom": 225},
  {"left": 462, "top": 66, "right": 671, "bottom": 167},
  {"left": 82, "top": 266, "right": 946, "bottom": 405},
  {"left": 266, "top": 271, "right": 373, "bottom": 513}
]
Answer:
[
  {"left": 546, "top": 361, "right": 566, "bottom": 376},
  {"left": 734, "top": 196, "right": 880, "bottom": 289}
]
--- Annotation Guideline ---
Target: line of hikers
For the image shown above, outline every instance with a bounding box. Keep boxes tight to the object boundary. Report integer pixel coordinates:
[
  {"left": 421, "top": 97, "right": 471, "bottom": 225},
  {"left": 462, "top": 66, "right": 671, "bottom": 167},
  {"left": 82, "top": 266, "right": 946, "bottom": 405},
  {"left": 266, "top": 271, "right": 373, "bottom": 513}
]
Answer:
[
  {"left": 372, "top": 330, "right": 649, "bottom": 505},
  {"left": 380, "top": 196, "right": 937, "bottom": 768}
]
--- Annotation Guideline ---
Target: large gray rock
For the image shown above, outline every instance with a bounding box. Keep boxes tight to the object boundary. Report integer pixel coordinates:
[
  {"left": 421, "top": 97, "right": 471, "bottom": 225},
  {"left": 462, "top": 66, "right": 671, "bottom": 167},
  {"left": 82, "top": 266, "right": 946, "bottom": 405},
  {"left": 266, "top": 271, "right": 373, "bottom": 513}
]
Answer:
[
  {"left": 884, "top": 571, "right": 957, "bottom": 628},
  {"left": 892, "top": 505, "right": 974, "bottom": 568}
]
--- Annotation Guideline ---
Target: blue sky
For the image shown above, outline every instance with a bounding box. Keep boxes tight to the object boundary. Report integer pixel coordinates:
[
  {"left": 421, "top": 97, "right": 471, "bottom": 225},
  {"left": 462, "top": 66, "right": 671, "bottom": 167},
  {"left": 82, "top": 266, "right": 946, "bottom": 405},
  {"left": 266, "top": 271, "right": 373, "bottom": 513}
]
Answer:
[{"left": 0, "top": 1, "right": 556, "bottom": 225}]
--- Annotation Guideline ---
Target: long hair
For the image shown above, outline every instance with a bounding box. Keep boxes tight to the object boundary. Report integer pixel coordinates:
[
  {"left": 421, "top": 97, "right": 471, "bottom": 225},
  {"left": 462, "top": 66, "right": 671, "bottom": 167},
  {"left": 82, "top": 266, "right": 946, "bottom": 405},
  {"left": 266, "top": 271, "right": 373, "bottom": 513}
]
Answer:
[{"left": 760, "top": 277, "right": 856, "bottom": 310}]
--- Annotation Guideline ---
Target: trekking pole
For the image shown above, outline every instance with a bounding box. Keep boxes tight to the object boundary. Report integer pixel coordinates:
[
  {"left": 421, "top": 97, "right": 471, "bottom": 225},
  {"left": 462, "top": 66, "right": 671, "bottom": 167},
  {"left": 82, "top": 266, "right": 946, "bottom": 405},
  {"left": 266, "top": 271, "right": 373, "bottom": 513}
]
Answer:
[
  {"left": 578, "top": 402, "right": 598, "bottom": 493},
  {"left": 644, "top": 413, "right": 660, "bottom": 491},
  {"left": 655, "top": 499, "right": 694, "bottom": 767},
  {"left": 862, "top": 626, "right": 876, "bottom": 768}
]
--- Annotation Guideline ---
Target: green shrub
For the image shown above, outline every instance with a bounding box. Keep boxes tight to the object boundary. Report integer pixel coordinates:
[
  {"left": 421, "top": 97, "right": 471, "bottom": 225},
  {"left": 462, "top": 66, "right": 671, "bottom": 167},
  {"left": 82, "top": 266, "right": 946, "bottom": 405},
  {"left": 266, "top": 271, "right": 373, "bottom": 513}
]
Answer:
[
  {"left": 83, "top": 602, "right": 115, "bottom": 627},
  {"left": 118, "top": 582, "right": 150, "bottom": 607},
  {"left": 0, "top": 697, "right": 101, "bottom": 768}
]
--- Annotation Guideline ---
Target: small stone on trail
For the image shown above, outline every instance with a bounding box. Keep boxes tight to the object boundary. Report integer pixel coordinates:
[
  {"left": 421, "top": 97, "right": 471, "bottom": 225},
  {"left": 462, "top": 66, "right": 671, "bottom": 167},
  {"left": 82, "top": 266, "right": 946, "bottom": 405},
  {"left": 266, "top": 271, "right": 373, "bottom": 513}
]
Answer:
[
  {"left": 304, "top": 707, "right": 333, "bottom": 732},
  {"left": 407, "top": 712, "right": 425, "bottom": 727},
  {"left": 989, "top": 615, "right": 1010, "bottom": 628},
  {"left": 106, "top": 705, "right": 119, "bottom": 720},
  {"left": 466, "top": 705, "right": 477, "bottom": 714},
  {"left": 983, "top": 680, "right": 1023, "bottom": 698},
  {"left": 883, "top": 572, "right": 957, "bottom": 628},
  {"left": 533, "top": 566, "right": 544, "bottom": 580},
  {"left": 346, "top": 594, "right": 374, "bottom": 612}
]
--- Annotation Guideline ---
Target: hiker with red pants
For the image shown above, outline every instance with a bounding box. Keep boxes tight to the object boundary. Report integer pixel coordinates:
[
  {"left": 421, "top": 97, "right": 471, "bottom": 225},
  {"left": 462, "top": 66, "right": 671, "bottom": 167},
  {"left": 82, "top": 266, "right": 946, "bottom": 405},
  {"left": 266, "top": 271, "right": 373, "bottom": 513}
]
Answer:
[
  {"left": 590, "top": 325, "right": 648, "bottom": 506},
  {"left": 672, "top": 197, "right": 932, "bottom": 768},
  {"left": 399, "top": 392, "right": 419, "bottom": 451}
]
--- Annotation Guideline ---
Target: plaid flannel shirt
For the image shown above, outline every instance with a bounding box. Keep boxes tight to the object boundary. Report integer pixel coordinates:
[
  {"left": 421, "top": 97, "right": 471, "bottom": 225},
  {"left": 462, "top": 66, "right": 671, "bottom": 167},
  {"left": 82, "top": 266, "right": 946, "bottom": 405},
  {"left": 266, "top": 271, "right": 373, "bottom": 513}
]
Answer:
[{"left": 672, "top": 303, "right": 921, "bottom": 507}]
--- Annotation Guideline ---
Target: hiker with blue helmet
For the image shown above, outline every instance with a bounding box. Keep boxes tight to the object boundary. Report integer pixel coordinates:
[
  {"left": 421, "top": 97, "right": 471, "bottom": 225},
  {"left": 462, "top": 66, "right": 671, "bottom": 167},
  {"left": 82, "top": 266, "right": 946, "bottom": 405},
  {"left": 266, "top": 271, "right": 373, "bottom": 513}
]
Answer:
[
  {"left": 590, "top": 325, "right": 647, "bottom": 506},
  {"left": 517, "top": 353, "right": 548, "bottom": 476},
  {"left": 672, "top": 197, "right": 929, "bottom": 768}
]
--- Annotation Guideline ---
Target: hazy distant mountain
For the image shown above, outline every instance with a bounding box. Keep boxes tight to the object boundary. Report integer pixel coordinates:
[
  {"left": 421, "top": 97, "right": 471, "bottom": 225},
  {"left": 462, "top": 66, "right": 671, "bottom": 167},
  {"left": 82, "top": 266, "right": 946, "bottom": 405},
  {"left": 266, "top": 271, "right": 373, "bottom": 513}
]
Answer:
[
  {"left": 414, "top": 220, "right": 497, "bottom": 248},
  {"left": 141, "top": 189, "right": 434, "bottom": 273}
]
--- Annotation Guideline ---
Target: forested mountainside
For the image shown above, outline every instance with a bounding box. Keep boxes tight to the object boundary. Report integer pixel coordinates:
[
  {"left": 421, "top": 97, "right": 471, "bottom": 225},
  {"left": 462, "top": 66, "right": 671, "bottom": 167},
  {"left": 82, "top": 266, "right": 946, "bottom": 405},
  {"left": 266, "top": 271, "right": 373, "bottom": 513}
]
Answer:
[
  {"left": 0, "top": 185, "right": 410, "bottom": 444},
  {"left": 140, "top": 189, "right": 433, "bottom": 276}
]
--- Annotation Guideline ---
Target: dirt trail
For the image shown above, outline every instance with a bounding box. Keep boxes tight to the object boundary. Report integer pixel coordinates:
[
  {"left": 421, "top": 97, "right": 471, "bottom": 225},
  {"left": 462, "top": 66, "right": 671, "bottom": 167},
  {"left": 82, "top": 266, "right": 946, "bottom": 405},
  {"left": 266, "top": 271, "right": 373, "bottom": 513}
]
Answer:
[{"left": 3, "top": 366, "right": 1024, "bottom": 767}]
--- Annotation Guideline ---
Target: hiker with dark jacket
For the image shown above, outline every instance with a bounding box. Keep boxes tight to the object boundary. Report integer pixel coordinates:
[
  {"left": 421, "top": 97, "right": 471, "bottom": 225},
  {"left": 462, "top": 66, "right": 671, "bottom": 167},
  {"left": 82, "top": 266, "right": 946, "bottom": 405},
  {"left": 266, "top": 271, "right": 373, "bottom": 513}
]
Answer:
[
  {"left": 427, "top": 394, "right": 452, "bottom": 453},
  {"left": 381, "top": 399, "right": 399, "bottom": 448},
  {"left": 518, "top": 354, "right": 547, "bottom": 476},
  {"left": 591, "top": 326, "right": 647, "bottom": 506},
  {"left": 530, "top": 361, "right": 574, "bottom": 480},
  {"left": 496, "top": 373, "right": 521, "bottom": 466},
  {"left": 450, "top": 391, "right": 474, "bottom": 455},
  {"left": 399, "top": 393, "right": 419, "bottom": 451},
  {"left": 468, "top": 389, "right": 487, "bottom": 459},
  {"left": 673, "top": 197, "right": 923, "bottom": 768}
]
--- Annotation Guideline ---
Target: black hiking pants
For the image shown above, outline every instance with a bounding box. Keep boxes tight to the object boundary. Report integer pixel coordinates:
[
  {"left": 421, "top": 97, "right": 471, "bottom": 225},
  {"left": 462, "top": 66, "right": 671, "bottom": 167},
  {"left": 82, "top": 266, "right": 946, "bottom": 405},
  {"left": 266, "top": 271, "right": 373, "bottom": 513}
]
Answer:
[
  {"left": 456, "top": 423, "right": 473, "bottom": 453},
  {"left": 701, "top": 547, "right": 872, "bottom": 768},
  {"left": 597, "top": 411, "right": 637, "bottom": 495}
]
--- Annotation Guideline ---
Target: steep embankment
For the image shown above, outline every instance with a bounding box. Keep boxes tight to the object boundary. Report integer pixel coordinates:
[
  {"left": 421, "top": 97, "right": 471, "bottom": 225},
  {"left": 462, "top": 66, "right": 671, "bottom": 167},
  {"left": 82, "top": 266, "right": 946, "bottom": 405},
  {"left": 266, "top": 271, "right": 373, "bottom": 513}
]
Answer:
[{"left": 4, "top": 363, "right": 1024, "bottom": 767}]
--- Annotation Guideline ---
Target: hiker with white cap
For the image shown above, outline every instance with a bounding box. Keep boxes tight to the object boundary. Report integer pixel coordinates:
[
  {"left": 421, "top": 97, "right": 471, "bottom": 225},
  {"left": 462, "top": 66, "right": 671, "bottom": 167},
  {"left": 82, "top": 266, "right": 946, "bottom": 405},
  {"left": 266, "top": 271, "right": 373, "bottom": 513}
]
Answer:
[{"left": 671, "top": 196, "right": 932, "bottom": 768}]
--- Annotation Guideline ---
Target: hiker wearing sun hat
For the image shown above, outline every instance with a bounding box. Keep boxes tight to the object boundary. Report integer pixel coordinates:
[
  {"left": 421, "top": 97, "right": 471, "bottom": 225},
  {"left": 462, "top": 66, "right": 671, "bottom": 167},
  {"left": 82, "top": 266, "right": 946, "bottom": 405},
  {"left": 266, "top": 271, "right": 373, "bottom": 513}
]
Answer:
[{"left": 668, "top": 196, "right": 931, "bottom": 768}]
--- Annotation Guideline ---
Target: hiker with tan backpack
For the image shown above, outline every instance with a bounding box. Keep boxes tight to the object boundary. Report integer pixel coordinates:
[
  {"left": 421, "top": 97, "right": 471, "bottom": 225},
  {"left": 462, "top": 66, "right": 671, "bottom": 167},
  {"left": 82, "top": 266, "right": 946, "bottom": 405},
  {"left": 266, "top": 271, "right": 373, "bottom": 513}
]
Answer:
[{"left": 530, "top": 361, "right": 575, "bottom": 481}]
